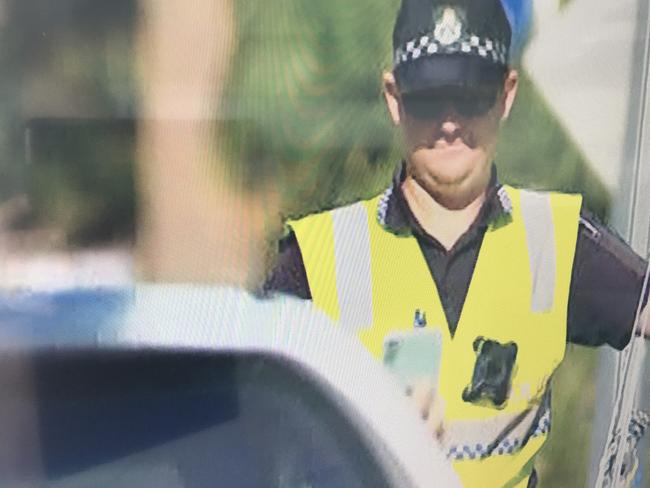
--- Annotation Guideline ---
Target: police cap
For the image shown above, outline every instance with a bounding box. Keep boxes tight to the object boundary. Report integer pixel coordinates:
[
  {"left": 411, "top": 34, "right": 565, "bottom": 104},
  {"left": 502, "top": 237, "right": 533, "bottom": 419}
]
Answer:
[{"left": 392, "top": 0, "right": 512, "bottom": 94}]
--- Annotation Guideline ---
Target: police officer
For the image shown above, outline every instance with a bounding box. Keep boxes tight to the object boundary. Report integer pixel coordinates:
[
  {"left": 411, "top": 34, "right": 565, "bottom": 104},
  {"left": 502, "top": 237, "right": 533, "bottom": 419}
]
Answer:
[{"left": 265, "top": 0, "right": 649, "bottom": 486}]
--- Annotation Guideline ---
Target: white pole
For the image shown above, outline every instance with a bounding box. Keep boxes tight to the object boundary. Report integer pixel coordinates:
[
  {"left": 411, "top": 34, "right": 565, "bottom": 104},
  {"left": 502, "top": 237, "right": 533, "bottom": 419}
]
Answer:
[{"left": 589, "top": 0, "right": 650, "bottom": 485}]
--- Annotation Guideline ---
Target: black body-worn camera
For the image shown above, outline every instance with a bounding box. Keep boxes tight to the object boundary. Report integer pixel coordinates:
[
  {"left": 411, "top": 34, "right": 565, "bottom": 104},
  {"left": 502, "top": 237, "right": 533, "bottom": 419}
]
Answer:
[{"left": 462, "top": 337, "right": 518, "bottom": 408}]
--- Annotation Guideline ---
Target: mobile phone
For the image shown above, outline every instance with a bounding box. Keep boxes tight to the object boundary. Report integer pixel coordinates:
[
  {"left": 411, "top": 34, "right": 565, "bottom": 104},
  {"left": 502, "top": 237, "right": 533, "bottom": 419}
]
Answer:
[{"left": 383, "top": 329, "right": 443, "bottom": 389}]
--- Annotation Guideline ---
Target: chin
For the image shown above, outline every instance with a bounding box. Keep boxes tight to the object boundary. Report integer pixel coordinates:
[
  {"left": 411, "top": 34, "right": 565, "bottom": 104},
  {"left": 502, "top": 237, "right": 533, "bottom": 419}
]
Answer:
[
  {"left": 410, "top": 150, "right": 490, "bottom": 208},
  {"left": 419, "top": 154, "right": 476, "bottom": 186}
]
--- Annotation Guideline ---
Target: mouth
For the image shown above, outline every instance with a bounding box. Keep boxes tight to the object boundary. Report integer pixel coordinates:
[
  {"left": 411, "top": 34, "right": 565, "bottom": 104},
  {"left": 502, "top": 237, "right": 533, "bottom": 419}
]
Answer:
[{"left": 431, "top": 138, "right": 465, "bottom": 150}]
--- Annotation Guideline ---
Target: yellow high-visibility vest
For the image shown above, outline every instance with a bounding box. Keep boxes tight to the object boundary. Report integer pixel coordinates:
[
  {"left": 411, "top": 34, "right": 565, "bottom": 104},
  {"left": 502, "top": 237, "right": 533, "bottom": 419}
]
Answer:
[{"left": 289, "top": 185, "right": 582, "bottom": 488}]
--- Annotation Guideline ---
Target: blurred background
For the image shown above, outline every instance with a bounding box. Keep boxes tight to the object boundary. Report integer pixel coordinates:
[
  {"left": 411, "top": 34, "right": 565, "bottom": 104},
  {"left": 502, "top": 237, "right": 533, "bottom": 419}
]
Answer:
[{"left": 0, "top": 0, "right": 648, "bottom": 485}]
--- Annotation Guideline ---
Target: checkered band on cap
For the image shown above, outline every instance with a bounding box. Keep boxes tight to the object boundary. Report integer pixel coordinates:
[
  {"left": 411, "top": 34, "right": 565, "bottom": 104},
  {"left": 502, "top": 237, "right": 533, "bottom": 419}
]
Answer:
[{"left": 394, "top": 32, "right": 508, "bottom": 68}]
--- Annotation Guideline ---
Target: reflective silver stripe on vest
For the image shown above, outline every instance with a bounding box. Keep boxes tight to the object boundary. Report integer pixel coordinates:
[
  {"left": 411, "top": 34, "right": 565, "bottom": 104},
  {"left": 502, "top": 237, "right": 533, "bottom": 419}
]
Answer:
[
  {"left": 519, "top": 191, "right": 556, "bottom": 313},
  {"left": 331, "top": 203, "right": 374, "bottom": 330}
]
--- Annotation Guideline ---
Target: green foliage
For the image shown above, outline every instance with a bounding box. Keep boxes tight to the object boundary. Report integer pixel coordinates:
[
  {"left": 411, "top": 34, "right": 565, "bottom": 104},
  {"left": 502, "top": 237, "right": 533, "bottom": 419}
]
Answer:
[
  {"left": 225, "top": 0, "right": 402, "bottom": 217},
  {"left": 536, "top": 347, "right": 599, "bottom": 487},
  {"left": 0, "top": 1, "right": 137, "bottom": 245},
  {"left": 1, "top": 0, "right": 610, "bottom": 238},
  {"left": 559, "top": 0, "right": 575, "bottom": 10},
  {"left": 27, "top": 120, "right": 136, "bottom": 245},
  {"left": 498, "top": 71, "right": 610, "bottom": 219},
  {"left": 226, "top": 0, "right": 610, "bottom": 219}
]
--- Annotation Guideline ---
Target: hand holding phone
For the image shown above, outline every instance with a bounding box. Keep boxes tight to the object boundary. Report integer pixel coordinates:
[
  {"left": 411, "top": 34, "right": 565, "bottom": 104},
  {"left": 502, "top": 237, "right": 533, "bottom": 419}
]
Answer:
[{"left": 383, "top": 329, "right": 445, "bottom": 440}]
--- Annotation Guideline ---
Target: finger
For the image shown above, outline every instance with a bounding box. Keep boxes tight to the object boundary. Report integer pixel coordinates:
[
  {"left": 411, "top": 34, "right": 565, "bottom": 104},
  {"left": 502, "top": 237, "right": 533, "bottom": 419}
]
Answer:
[
  {"left": 410, "top": 382, "right": 434, "bottom": 419},
  {"left": 426, "top": 395, "right": 446, "bottom": 441}
]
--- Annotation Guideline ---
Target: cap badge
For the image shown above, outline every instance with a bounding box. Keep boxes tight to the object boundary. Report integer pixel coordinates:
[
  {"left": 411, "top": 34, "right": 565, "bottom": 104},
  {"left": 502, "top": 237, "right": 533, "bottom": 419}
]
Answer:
[{"left": 433, "top": 7, "right": 463, "bottom": 46}]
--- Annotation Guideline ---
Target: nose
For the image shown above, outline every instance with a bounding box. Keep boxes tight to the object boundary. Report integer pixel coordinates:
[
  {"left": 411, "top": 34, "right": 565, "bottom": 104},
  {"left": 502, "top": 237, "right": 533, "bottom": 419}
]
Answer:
[{"left": 440, "top": 110, "right": 462, "bottom": 142}]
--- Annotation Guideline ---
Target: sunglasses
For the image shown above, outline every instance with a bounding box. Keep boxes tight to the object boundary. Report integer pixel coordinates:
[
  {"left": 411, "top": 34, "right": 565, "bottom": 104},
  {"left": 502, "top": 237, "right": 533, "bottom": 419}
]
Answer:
[{"left": 400, "top": 86, "right": 501, "bottom": 120}]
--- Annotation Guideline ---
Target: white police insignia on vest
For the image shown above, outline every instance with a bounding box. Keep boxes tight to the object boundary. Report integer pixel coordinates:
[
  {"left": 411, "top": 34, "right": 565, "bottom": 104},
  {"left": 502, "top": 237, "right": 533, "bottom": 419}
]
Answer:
[{"left": 433, "top": 6, "right": 464, "bottom": 46}]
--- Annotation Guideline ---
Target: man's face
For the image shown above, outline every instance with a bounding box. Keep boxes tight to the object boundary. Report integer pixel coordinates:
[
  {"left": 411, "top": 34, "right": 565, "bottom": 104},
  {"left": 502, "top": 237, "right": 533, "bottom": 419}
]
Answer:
[{"left": 383, "top": 70, "right": 518, "bottom": 208}]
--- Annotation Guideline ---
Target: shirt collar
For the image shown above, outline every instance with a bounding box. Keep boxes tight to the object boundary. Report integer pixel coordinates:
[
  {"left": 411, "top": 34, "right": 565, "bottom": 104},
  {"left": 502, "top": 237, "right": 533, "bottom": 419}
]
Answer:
[{"left": 377, "top": 162, "right": 513, "bottom": 237}]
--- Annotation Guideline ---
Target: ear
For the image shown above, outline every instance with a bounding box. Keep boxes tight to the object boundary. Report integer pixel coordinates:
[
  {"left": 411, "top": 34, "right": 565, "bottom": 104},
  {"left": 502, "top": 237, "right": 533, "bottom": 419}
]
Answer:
[
  {"left": 501, "top": 69, "right": 519, "bottom": 121},
  {"left": 382, "top": 71, "right": 402, "bottom": 126}
]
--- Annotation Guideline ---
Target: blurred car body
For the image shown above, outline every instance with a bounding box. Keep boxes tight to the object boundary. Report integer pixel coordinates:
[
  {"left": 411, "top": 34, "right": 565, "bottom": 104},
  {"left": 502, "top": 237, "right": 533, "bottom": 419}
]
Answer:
[{"left": 0, "top": 285, "right": 460, "bottom": 488}]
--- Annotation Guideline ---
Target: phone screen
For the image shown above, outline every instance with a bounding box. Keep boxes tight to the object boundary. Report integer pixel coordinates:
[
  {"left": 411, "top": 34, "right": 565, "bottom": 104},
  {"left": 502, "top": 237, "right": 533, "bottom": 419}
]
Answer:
[{"left": 383, "top": 329, "right": 443, "bottom": 389}]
